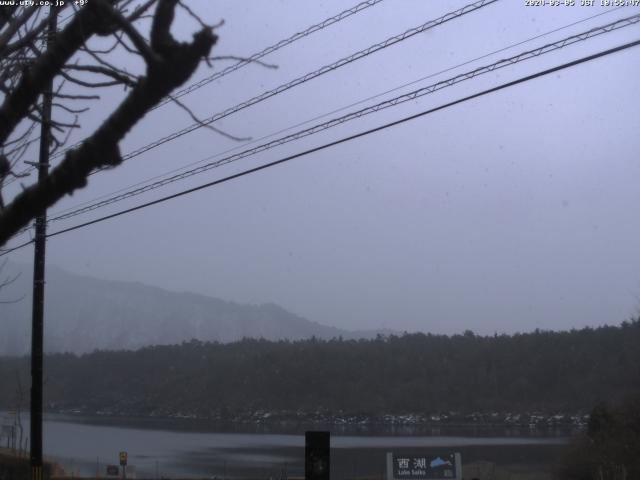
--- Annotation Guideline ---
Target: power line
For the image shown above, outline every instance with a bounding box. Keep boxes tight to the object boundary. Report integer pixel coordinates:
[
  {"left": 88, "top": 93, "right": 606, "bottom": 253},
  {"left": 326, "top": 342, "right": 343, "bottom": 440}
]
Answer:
[
  {"left": 44, "top": 5, "right": 626, "bottom": 219},
  {"left": 11, "top": 0, "right": 386, "bottom": 181},
  {"left": 39, "top": 11, "right": 640, "bottom": 225},
  {"left": 153, "top": 0, "right": 386, "bottom": 109},
  {"left": 42, "top": 13, "right": 640, "bottom": 226},
  {"left": 0, "top": 238, "right": 34, "bottom": 256},
  {"left": 54, "top": 0, "right": 388, "bottom": 157},
  {"left": 5, "top": 0, "right": 497, "bottom": 235},
  {"left": 1, "top": 36, "right": 634, "bottom": 255},
  {"left": 80, "top": 0, "right": 498, "bottom": 170}
]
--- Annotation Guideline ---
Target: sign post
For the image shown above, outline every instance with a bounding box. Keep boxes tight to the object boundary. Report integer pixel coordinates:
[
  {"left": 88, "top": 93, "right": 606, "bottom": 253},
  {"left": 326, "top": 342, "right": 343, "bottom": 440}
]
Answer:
[
  {"left": 119, "top": 451, "right": 128, "bottom": 479},
  {"left": 305, "top": 431, "right": 330, "bottom": 480},
  {"left": 386, "top": 452, "right": 462, "bottom": 480}
]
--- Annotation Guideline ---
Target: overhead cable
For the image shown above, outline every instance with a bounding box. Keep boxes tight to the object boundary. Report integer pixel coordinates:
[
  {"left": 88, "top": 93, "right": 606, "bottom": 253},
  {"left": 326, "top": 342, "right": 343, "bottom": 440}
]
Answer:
[
  {"left": 7, "top": 0, "right": 387, "bottom": 184},
  {"left": 1, "top": 36, "right": 635, "bottom": 256},
  {"left": 154, "top": 0, "right": 387, "bottom": 109},
  {"left": 44, "top": 13, "right": 640, "bottom": 225},
  {"left": 45, "top": 5, "right": 627, "bottom": 218},
  {"left": 61, "top": 0, "right": 498, "bottom": 168}
]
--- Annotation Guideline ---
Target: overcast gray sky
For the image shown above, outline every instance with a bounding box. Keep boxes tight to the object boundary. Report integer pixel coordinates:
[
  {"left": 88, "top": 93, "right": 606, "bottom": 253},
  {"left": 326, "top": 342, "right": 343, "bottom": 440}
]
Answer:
[{"left": 4, "top": 0, "right": 640, "bottom": 334}]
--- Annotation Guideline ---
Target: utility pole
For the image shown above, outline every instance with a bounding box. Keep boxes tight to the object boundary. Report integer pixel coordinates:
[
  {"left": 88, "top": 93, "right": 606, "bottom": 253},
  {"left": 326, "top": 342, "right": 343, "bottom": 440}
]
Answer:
[{"left": 30, "top": 6, "right": 57, "bottom": 480}]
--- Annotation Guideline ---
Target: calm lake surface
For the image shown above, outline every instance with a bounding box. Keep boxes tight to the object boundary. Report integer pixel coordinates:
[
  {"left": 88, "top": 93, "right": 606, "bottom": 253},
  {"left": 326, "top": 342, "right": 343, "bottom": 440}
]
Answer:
[{"left": 4, "top": 412, "right": 569, "bottom": 478}]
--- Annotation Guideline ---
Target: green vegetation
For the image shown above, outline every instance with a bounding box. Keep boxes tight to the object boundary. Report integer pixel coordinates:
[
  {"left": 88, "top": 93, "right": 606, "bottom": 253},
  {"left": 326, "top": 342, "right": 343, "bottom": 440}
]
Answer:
[{"left": 0, "top": 320, "right": 638, "bottom": 418}]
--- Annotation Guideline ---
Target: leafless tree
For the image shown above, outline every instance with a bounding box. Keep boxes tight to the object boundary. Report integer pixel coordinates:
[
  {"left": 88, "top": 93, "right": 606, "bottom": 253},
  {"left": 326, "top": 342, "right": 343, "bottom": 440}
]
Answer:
[
  {"left": 14, "top": 371, "right": 26, "bottom": 457},
  {"left": 0, "top": 0, "right": 219, "bottom": 247},
  {"left": 0, "top": 258, "right": 23, "bottom": 302}
]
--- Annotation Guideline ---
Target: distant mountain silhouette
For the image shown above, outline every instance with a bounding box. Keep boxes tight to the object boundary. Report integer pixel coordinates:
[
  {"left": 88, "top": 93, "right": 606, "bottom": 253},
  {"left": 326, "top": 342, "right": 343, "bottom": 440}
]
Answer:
[{"left": 0, "top": 263, "right": 394, "bottom": 355}]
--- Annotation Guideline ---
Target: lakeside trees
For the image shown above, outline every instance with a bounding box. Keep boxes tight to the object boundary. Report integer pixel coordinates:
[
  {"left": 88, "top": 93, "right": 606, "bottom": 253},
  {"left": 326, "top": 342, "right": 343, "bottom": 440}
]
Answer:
[
  {"left": 558, "top": 397, "right": 640, "bottom": 479},
  {"left": 1, "top": 320, "right": 638, "bottom": 417}
]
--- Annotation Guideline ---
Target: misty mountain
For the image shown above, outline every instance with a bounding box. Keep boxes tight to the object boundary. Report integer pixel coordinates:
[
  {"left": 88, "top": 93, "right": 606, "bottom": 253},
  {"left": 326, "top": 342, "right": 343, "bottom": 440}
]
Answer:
[{"left": 0, "top": 263, "right": 389, "bottom": 355}]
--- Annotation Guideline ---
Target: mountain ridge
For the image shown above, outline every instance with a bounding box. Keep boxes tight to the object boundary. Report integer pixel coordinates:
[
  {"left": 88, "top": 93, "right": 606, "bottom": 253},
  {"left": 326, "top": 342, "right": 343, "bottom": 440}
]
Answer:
[{"left": 0, "top": 262, "right": 393, "bottom": 355}]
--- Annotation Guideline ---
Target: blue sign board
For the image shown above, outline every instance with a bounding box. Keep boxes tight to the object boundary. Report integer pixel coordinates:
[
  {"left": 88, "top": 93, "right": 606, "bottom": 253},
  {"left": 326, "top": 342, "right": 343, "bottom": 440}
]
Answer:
[{"left": 387, "top": 452, "right": 461, "bottom": 480}]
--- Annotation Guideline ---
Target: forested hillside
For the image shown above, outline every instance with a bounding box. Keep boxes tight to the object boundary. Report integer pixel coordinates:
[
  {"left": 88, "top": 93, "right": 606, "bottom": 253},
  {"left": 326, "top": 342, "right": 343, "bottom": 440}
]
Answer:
[{"left": 1, "top": 321, "right": 638, "bottom": 420}]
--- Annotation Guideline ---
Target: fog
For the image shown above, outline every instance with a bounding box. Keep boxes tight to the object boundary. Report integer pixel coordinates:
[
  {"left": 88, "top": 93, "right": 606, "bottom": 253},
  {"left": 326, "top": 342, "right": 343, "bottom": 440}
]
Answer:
[{"left": 3, "top": 0, "right": 640, "bottom": 335}]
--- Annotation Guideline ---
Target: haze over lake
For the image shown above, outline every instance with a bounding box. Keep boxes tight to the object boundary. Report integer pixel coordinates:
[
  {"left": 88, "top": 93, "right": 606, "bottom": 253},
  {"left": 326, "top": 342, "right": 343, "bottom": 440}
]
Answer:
[{"left": 4, "top": 413, "right": 567, "bottom": 478}]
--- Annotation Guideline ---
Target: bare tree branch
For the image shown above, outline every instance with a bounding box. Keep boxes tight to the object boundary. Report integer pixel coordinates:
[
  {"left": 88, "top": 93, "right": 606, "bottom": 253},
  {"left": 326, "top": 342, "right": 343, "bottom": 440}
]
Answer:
[
  {"left": 0, "top": 6, "right": 38, "bottom": 55},
  {"left": 96, "top": 0, "right": 161, "bottom": 64},
  {"left": 53, "top": 102, "right": 90, "bottom": 114},
  {"left": 2, "top": 10, "right": 50, "bottom": 57},
  {"left": 127, "top": 0, "right": 158, "bottom": 23},
  {"left": 168, "top": 94, "right": 251, "bottom": 142},
  {"left": 177, "top": 1, "right": 212, "bottom": 31},
  {"left": 0, "top": 260, "right": 24, "bottom": 301},
  {"left": 60, "top": 69, "right": 127, "bottom": 89},
  {"left": 0, "top": 0, "right": 217, "bottom": 245},
  {"left": 80, "top": 37, "right": 120, "bottom": 55},
  {"left": 0, "top": 1, "right": 116, "bottom": 145},
  {"left": 63, "top": 63, "right": 137, "bottom": 87},
  {"left": 53, "top": 92, "right": 101, "bottom": 100},
  {"left": 81, "top": 42, "right": 139, "bottom": 78}
]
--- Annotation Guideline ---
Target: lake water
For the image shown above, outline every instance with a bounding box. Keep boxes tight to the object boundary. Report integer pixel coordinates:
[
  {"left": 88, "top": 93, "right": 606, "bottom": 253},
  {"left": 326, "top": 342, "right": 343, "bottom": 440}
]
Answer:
[{"left": 2, "top": 413, "right": 569, "bottom": 478}]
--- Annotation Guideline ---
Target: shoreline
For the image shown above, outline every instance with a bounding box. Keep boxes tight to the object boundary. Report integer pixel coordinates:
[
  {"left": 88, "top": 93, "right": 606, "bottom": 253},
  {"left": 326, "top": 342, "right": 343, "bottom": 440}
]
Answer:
[
  {"left": 1, "top": 414, "right": 570, "bottom": 478},
  {"left": 36, "top": 408, "right": 587, "bottom": 436}
]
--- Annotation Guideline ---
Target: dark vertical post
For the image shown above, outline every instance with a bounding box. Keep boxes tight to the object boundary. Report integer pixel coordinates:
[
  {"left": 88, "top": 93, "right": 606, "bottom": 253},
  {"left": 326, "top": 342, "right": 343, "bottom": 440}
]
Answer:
[
  {"left": 305, "top": 431, "right": 330, "bottom": 480},
  {"left": 30, "top": 7, "right": 56, "bottom": 480}
]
